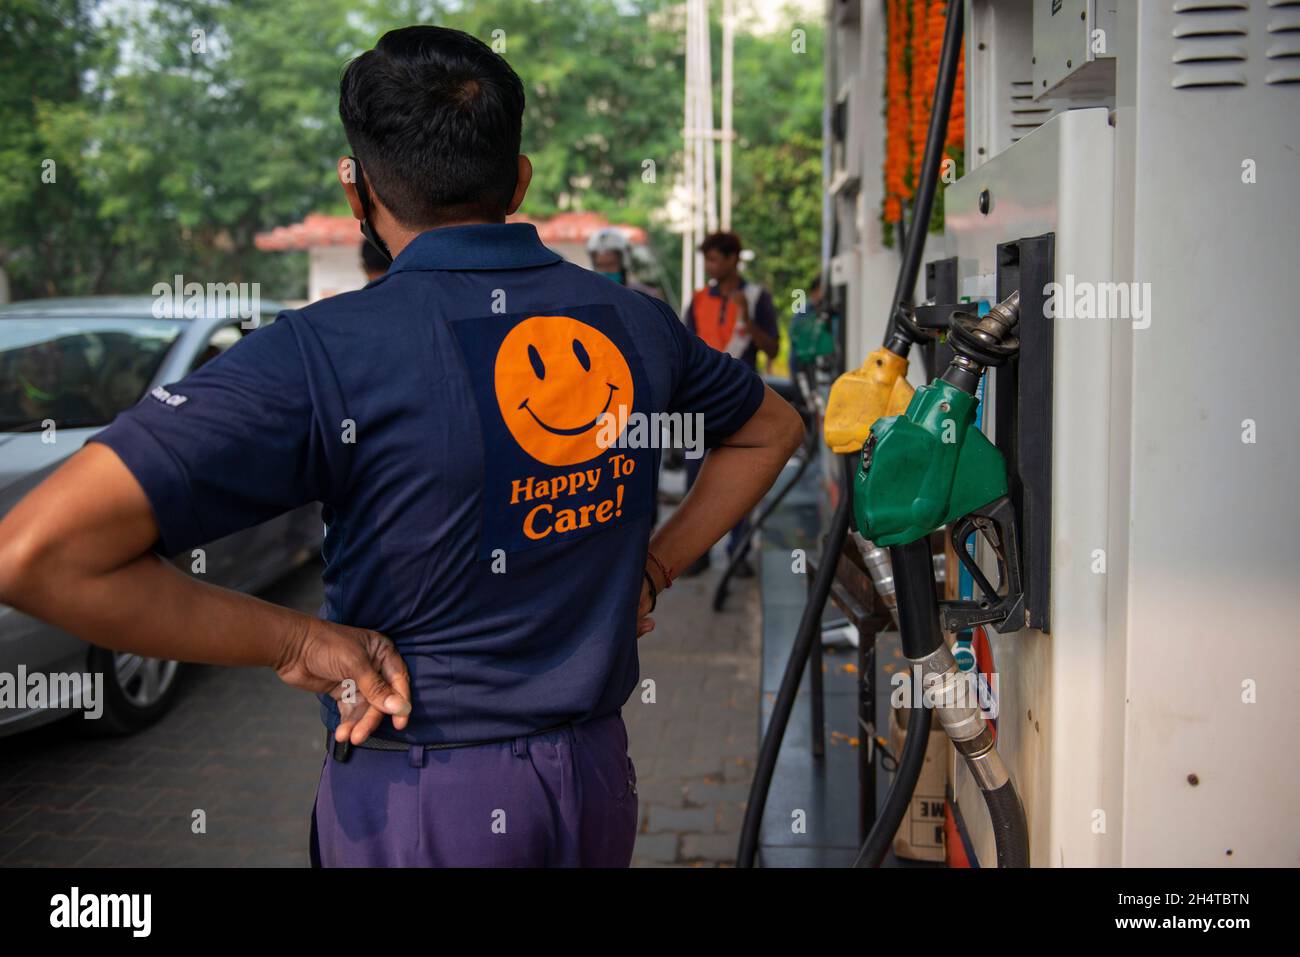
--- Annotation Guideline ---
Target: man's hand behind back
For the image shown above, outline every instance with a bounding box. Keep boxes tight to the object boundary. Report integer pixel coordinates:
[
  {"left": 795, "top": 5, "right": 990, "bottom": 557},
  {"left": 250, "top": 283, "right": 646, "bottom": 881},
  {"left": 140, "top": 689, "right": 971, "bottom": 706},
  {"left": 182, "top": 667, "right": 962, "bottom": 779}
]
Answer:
[{"left": 274, "top": 619, "right": 413, "bottom": 745}]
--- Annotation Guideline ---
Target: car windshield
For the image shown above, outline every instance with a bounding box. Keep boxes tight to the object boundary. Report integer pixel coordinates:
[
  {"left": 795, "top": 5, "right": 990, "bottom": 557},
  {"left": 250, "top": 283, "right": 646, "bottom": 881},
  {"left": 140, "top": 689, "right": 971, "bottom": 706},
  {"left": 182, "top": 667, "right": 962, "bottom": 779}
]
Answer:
[{"left": 0, "top": 317, "right": 185, "bottom": 432}]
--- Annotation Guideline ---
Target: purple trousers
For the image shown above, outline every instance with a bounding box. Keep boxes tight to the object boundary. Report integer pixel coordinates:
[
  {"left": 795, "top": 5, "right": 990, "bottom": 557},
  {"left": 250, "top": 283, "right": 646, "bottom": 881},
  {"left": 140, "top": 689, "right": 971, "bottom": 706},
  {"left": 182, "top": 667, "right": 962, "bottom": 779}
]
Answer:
[{"left": 309, "top": 710, "right": 638, "bottom": 867}]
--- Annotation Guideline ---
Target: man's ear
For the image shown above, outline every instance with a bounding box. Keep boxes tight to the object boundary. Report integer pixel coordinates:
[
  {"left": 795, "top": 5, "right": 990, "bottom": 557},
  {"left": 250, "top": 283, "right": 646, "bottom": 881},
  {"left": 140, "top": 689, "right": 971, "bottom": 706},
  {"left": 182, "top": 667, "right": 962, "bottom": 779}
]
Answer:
[
  {"left": 505, "top": 155, "right": 533, "bottom": 216},
  {"left": 338, "top": 157, "right": 364, "bottom": 221}
]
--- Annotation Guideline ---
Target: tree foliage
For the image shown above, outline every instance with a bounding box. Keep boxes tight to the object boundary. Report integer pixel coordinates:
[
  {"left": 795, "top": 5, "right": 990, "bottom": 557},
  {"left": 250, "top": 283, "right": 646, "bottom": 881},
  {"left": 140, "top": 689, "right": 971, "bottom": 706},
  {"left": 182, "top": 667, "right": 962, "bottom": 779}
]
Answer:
[{"left": 0, "top": 0, "right": 822, "bottom": 308}]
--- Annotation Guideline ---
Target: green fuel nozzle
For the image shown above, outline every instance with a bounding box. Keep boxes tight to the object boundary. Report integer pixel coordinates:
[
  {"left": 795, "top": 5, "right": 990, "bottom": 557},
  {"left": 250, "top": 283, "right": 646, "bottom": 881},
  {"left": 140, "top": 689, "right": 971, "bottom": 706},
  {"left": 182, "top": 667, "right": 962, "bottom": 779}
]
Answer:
[
  {"left": 790, "top": 305, "right": 837, "bottom": 367},
  {"left": 854, "top": 380, "right": 1008, "bottom": 545},
  {"left": 853, "top": 291, "right": 1027, "bottom": 633}
]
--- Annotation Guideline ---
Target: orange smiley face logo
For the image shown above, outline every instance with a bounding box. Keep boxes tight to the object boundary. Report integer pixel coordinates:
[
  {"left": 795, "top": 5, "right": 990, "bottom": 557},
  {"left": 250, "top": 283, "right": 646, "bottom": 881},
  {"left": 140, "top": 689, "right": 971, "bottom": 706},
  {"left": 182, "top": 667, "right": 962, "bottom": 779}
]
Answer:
[{"left": 494, "top": 315, "right": 635, "bottom": 466}]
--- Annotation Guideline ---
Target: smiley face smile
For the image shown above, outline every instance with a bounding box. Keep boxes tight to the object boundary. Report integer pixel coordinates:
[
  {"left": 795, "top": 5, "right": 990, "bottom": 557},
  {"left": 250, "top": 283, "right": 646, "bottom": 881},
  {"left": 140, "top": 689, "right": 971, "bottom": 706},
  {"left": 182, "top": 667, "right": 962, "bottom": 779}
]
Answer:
[
  {"left": 519, "top": 383, "right": 618, "bottom": 436},
  {"left": 494, "top": 314, "right": 636, "bottom": 467}
]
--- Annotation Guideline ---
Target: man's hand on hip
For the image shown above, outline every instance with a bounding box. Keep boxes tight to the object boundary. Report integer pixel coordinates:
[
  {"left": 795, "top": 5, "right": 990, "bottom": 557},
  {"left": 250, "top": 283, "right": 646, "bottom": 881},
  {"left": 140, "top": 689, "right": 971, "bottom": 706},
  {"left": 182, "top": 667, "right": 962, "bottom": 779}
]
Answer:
[{"left": 274, "top": 619, "right": 413, "bottom": 745}]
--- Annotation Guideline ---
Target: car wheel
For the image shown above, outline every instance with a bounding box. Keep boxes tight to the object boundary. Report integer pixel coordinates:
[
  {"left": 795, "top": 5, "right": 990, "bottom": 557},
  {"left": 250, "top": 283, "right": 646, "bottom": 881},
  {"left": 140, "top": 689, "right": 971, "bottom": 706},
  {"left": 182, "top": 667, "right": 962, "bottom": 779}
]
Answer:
[{"left": 83, "top": 647, "right": 184, "bottom": 736}]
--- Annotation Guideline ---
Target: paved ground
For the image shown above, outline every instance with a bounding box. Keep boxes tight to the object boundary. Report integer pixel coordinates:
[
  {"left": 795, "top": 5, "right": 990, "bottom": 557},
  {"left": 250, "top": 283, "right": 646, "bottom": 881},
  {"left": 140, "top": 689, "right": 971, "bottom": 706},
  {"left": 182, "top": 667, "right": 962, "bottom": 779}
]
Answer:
[
  {"left": 0, "top": 489, "right": 765, "bottom": 868},
  {"left": 623, "top": 549, "right": 762, "bottom": 867}
]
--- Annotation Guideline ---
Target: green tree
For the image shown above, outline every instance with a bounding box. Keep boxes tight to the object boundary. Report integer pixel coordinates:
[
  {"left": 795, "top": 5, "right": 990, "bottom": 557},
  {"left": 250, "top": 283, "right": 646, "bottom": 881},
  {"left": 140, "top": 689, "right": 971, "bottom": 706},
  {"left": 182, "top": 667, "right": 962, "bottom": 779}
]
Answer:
[
  {"left": 0, "top": 0, "right": 119, "bottom": 296},
  {"left": 1, "top": 0, "right": 823, "bottom": 310}
]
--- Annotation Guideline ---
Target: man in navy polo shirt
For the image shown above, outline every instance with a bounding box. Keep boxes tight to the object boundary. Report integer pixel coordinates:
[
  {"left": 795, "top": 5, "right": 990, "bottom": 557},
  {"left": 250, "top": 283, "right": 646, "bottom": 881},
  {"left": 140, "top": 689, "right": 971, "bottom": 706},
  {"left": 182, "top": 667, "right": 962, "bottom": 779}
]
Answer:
[{"left": 0, "top": 26, "right": 804, "bottom": 867}]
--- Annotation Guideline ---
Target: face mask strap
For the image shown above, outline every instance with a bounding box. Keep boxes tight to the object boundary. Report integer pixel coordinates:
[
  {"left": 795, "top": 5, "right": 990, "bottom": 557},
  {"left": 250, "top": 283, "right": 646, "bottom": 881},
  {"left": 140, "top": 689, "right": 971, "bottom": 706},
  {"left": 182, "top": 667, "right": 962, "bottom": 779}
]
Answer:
[{"left": 348, "top": 156, "right": 394, "bottom": 265}]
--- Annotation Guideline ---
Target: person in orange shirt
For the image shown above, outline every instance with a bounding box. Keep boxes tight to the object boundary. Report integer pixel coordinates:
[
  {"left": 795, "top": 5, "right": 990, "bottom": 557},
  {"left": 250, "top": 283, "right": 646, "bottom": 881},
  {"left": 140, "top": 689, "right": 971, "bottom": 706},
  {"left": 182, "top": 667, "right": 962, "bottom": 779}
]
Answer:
[{"left": 680, "top": 232, "right": 780, "bottom": 578}]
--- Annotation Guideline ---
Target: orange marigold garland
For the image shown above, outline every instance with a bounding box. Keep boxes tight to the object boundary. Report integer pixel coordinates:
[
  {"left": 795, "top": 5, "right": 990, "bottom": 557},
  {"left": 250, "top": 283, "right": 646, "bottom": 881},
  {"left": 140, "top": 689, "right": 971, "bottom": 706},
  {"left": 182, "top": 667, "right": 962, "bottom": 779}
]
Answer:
[
  {"left": 882, "top": 0, "right": 965, "bottom": 238},
  {"left": 883, "top": 0, "right": 910, "bottom": 225}
]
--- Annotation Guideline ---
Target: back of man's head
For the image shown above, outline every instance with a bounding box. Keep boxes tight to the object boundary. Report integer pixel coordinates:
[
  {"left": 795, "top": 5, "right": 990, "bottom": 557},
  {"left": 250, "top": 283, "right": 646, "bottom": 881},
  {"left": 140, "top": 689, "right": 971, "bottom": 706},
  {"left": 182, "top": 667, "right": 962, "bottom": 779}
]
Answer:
[{"left": 339, "top": 26, "right": 525, "bottom": 228}]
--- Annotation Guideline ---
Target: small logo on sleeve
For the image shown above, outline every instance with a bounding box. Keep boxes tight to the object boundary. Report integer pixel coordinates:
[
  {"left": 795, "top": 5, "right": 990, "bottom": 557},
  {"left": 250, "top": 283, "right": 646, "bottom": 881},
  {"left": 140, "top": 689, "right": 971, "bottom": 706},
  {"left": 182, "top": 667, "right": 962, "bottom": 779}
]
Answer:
[{"left": 149, "top": 385, "right": 189, "bottom": 408}]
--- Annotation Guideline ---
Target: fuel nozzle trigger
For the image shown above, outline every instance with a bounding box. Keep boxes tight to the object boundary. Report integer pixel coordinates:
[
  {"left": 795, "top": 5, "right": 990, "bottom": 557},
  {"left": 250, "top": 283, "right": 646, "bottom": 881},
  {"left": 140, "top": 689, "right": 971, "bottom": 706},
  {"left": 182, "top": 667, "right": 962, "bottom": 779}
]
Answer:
[{"left": 940, "top": 495, "right": 1025, "bottom": 634}]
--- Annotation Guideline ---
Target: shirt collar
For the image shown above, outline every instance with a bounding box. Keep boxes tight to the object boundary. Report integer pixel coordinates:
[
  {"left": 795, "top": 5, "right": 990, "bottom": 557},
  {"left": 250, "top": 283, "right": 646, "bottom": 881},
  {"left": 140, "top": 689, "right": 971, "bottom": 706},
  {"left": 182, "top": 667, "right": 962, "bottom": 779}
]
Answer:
[
  {"left": 707, "top": 276, "right": 747, "bottom": 297},
  {"left": 386, "top": 222, "right": 563, "bottom": 274}
]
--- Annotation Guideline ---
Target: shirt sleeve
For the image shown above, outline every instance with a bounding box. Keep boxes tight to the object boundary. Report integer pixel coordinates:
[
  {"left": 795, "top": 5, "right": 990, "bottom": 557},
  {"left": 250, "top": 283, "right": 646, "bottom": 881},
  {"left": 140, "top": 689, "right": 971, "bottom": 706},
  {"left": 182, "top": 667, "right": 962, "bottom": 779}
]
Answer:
[
  {"left": 88, "top": 312, "right": 335, "bottom": 557},
  {"left": 684, "top": 299, "right": 696, "bottom": 335},
  {"left": 641, "top": 294, "right": 765, "bottom": 449}
]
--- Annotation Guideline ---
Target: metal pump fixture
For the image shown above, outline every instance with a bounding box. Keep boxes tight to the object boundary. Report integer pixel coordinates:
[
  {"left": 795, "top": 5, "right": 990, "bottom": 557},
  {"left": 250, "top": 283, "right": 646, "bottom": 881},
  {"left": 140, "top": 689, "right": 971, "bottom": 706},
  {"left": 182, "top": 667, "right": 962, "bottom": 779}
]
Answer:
[
  {"left": 737, "top": 0, "right": 975, "bottom": 869},
  {"left": 852, "top": 289, "right": 1030, "bottom": 867}
]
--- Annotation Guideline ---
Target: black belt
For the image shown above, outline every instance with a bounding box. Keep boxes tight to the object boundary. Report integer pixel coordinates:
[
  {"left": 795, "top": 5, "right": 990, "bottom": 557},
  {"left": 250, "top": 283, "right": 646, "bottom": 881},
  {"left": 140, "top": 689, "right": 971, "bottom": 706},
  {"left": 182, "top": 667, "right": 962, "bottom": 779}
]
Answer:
[{"left": 326, "top": 721, "right": 575, "bottom": 763}]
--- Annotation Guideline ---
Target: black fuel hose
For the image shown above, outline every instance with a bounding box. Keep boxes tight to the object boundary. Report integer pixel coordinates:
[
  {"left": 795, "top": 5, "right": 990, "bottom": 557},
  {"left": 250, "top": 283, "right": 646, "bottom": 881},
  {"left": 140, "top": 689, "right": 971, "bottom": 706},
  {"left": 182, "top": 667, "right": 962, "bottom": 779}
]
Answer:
[
  {"left": 864, "top": 542, "right": 1031, "bottom": 869},
  {"left": 986, "top": 779, "right": 1030, "bottom": 867},
  {"left": 889, "top": 538, "right": 946, "bottom": 660},
  {"left": 884, "top": 0, "right": 965, "bottom": 357},
  {"left": 849, "top": 0, "right": 996, "bottom": 870},
  {"left": 736, "top": 454, "right": 855, "bottom": 867},
  {"left": 735, "top": 0, "right": 968, "bottom": 869},
  {"left": 851, "top": 537, "right": 942, "bottom": 867},
  {"left": 852, "top": 700, "right": 932, "bottom": 867}
]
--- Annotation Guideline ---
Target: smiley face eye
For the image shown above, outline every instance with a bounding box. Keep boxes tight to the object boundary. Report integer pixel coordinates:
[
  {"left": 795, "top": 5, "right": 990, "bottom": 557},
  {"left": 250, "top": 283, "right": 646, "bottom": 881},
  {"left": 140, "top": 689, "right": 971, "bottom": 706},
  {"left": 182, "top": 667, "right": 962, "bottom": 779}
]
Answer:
[
  {"left": 572, "top": 337, "right": 591, "bottom": 371},
  {"left": 528, "top": 343, "right": 545, "bottom": 380}
]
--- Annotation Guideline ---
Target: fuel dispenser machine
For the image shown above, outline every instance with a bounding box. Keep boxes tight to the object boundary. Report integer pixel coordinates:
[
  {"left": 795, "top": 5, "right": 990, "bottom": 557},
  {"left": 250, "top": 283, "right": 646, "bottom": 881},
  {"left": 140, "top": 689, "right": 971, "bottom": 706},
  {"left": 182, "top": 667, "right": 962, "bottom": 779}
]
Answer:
[{"left": 817, "top": 0, "right": 1300, "bottom": 866}]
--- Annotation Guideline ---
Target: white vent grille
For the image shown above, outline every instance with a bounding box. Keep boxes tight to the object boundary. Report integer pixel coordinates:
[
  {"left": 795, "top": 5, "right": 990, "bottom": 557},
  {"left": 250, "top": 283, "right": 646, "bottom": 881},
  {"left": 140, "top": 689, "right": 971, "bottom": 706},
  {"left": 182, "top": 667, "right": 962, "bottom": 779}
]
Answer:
[
  {"left": 1266, "top": 0, "right": 1300, "bottom": 84},
  {"left": 1009, "top": 79, "right": 1055, "bottom": 142},
  {"left": 1171, "top": 0, "right": 1251, "bottom": 89}
]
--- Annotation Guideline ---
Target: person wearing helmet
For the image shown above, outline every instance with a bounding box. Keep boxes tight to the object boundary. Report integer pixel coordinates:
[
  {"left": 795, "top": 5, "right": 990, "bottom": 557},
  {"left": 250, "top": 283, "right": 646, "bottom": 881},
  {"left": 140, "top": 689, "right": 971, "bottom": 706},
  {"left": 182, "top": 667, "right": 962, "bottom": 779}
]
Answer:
[{"left": 587, "top": 227, "right": 666, "bottom": 301}]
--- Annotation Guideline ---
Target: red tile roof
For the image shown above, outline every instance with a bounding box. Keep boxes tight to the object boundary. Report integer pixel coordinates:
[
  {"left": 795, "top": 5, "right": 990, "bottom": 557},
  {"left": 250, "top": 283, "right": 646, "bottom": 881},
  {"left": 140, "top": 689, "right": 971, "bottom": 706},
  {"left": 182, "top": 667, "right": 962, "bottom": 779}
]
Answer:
[
  {"left": 255, "top": 211, "right": 646, "bottom": 251},
  {"left": 254, "top": 213, "right": 359, "bottom": 251},
  {"left": 510, "top": 211, "right": 647, "bottom": 246}
]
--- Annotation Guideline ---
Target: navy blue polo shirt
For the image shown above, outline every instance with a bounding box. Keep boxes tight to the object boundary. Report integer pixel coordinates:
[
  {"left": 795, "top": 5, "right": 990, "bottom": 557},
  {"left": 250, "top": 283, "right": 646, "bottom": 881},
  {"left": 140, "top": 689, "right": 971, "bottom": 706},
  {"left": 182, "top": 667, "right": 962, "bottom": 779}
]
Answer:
[{"left": 90, "top": 223, "right": 765, "bottom": 744}]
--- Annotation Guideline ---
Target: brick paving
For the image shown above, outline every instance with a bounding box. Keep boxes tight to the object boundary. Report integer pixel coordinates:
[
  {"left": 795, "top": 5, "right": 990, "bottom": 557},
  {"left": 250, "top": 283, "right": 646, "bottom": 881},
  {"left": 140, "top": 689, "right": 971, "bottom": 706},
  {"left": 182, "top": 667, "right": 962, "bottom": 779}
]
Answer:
[
  {"left": 0, "top": 562, "right": 328, "bottom": 867},
  {"left": 0, "top": 518, "right": 766, "bottom": 868},
  {"left": 623, "top": 550, "right": 762, "bottom": 867}
]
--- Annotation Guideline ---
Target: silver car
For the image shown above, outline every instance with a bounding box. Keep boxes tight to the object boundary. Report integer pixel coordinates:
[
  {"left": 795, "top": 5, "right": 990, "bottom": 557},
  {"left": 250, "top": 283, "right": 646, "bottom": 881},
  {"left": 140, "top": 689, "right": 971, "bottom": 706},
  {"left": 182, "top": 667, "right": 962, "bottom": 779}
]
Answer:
[{"left": 0, "top": 297, "right": 324, "bottom": 737}]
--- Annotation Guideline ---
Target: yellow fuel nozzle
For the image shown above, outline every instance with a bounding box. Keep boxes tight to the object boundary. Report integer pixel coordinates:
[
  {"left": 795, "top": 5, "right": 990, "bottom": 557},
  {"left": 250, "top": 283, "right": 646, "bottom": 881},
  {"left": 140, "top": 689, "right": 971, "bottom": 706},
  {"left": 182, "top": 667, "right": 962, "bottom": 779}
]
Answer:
[{"left": 822, "top": 348, "right": 915, "bottom": 453}]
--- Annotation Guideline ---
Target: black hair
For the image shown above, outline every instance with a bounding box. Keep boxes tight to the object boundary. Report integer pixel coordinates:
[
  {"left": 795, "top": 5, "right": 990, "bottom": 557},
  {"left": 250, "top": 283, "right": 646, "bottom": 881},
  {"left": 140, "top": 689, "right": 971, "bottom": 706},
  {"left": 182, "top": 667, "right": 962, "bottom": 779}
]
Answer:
[
  {"left": 339, "top": 26, "right": 526, "bottom": 227},
  {"left": 699, "top": 231, "right": 742, "bottom": 258}
]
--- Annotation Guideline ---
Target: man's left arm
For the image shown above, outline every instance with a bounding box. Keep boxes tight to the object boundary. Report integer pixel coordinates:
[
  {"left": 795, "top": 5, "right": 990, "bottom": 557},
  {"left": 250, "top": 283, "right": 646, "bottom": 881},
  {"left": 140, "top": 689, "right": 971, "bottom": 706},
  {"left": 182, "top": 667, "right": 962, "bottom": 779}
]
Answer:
[{"left": 0, "top": 318, "right": 410, "bottom": 743}]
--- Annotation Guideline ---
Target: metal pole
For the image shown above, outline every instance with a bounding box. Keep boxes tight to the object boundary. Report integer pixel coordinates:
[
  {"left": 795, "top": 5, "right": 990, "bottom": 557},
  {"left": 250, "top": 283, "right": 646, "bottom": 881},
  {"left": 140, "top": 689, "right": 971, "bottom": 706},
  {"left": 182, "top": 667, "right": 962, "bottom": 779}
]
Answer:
[
  {"left": 692, "top": 0, "right": 708, "bottom": 281},
  {"left": 681, "top": 0, "right": 697, "bottom": 312},
  {"left": 721, "top": 0, "right": 734, "bottom": 231},
  {"left": 701, "top": 0, "right": 717, "bottom": 235}
]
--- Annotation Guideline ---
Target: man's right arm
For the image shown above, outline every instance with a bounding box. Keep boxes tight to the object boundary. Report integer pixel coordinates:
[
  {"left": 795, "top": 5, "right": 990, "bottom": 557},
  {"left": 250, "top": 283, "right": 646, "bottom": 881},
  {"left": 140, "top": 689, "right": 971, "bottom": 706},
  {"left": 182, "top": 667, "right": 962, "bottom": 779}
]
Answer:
[{"left": 646, "top": 384, "right": 803, "bottom": 590}]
